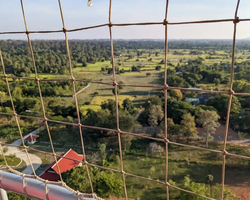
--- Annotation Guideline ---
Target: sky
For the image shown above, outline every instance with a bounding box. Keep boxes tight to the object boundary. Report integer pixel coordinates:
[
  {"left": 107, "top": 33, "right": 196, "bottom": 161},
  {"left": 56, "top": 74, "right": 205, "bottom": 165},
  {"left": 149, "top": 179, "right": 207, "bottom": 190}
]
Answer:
[{"left": 0, "top": 0, "right": 250, "bottom": 40}]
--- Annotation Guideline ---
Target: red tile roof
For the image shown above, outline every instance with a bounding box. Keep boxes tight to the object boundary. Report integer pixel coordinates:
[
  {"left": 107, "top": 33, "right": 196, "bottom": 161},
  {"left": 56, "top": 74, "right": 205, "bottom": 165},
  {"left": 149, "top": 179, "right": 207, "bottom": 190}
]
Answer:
[
  {"left": 25, "top": 134, "right": 39, "bottom": 142},
  {"left": 39, "top": 149, "right": 83, "bottom": 181},
  {"left": 51, "top": 149, "right": 83, "bottom": 173}
]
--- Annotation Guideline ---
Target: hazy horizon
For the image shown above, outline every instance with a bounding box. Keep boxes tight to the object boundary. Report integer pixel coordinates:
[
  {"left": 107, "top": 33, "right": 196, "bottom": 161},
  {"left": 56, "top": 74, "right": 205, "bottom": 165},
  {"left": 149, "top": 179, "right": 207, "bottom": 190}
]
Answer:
[{"left": 1, "top": 0, "right": 250, "bottom": 40}]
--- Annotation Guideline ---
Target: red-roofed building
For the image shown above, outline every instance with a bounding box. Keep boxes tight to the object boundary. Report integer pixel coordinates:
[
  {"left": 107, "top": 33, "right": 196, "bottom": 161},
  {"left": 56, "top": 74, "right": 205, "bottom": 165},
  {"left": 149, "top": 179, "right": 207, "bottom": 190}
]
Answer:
[
  {"left": 39, "top": 149, "right": 83, "bottom": 181},
  {"left": 24, "top": 134, "right": 39, "bottom": 145}
]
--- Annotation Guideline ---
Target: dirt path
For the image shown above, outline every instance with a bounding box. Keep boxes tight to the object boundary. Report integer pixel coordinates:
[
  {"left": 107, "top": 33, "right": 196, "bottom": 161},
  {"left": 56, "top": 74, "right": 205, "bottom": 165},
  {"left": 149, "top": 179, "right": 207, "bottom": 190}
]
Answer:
[
  {"left": 4, "top": 127, "right": 44, "bottom": 175},
  {"left": 74, "top": 83, "right": 92, "bottom": 97},
  {"left": 225, "top": 170, "right": 250, "bottom": 200},
  {"left": 135, "top": 108, "right": 145, "bottom": 119},
  {"left": 197, "top": 124, "right": 250, "bottom": 199}
]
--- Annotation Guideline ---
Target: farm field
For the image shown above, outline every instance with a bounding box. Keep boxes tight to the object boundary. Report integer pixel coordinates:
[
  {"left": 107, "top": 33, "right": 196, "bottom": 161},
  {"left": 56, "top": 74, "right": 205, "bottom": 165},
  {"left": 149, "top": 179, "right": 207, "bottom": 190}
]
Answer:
[
  {"left": 26, "top": 47, "right": 250, "bottom": 107},
  {"left": 2, "top": 39, "right": 250, "bottom": 199}
]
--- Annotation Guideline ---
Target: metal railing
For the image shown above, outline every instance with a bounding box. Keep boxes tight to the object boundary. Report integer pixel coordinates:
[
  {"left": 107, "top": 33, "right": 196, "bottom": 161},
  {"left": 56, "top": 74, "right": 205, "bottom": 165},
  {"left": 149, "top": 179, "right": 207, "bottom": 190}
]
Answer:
[{"left": 0, "top": 171, "right": 97, "bottom": 200}]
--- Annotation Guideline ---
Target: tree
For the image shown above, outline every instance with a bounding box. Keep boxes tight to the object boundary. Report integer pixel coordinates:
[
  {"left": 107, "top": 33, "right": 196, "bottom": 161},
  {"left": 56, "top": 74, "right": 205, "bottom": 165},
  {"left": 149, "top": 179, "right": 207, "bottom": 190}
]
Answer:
[
  {"left": 165, "top": 118, "right": 181, "bottom": 139},
  {"left": 149, "top": 96, "right": 162, "bottom": 106},
  {"left": 159, "top": 59, "right": 165, "bottom": 64},
  {"left": 118, "top": 81, "right": 124, "bottom": 89},
  {"left": 233, "top": 80, "right": 250, "bottom": 93},
  {"left": 82, "top": 61, "right": 87, "bottom": 67},
  {"left": 62, "top": 166, "right": 91, "bottom": 193},
  {"left": 101, "top": 99, "right": 117, "bottom": 114},
  {"left": 8, "top": 193, "right": 31, "bottom": 200},
  {"left": 184, "top": 91, "right": 197, "bottom": 98},
  {"left": 0, "top": 91, "right": 6, "bottom": 108},
  {"left": 3, "top": 146, "right": 8, "bottom": 154},
  {"left": 213, "top": 78, "right": 220, "bottom": 86},
  {"left": 12, "top": 87, "right": 22, "bottom": 98},
  {"left": 180, "top": 113, "right": 197, "bottom": 141},
  {"left": 121, "top": 135, "right": 133, "bottom": 151},
  {"left": 82, "top": 109, "right": 112, "bottom": 138},
  {"left": 170, "top": 89, "right": 183, "bottom": 100},
  {"left": 150, "top": 166, "right": 156, "bottom": 176},
  {"left": 98, "top": 143, "right": 107, "bottom": 166},
  {"left": 146, "top": 72, "right": 151, "bottom": 77},
  {"left": 83, "top": 104, "right": 134, "bottom": 137},
  {"left": 122, "top": 98, "right": 134, "bottom": 114},
  {"left": 207, "top": 174, "right": 214, "bottom": 197},
  {"left": 167, "top": 75, "right": 190, "bottom": 88},
  {"left": 177, "top": 175, "right": 236, "bottom": 200},
  {"left": 131, "top": 65, "right": 139, "bottom": 72},
  {"left": 238, "top": 131, "right": 247, "bottom": 140},
  {"left": 94, "top": 171, "right": 123, "bottom": 198},
  {"left": 167, "top": 99, "right": 196, "bottom": 124},
  {"left": 62, "top": 166, "right": 123, "bottom": 198},
  {"left": 66, "top": 116, "right": 73, "bottom": 122},
  {"left": 118, "top": 110, "right": 135, "bottom": 132},
  {"left": 155, "top": 66, "right": 161, "bottom": 70},
  {"left": 148, "top": 105, "right": 164, "bottom": 127},
  {"left": 207, "top": 94, "right": 241, "bottom": 118},
  {"left": 196, "top": 110, "right": 220, "bottom": 148},
  {"left": 112, "top": 88, "right": 120, "bottom": 95},
  {"left": 230, "top": 110, "right": 250, "bottom": 133}
]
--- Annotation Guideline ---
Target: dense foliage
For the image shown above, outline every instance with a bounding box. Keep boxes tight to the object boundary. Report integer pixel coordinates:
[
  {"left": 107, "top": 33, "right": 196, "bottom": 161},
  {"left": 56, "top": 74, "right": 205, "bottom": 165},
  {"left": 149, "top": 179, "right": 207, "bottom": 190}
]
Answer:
[{"left": 1, "top": 39, "right": 249, "bottom": 199}]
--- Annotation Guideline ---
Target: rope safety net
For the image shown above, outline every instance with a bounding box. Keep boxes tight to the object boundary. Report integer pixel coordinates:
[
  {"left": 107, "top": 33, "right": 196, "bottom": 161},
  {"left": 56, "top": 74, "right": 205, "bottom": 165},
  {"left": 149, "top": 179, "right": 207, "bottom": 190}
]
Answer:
[{"left": 0, "top": 0, "right": 248, "bottom": 199}]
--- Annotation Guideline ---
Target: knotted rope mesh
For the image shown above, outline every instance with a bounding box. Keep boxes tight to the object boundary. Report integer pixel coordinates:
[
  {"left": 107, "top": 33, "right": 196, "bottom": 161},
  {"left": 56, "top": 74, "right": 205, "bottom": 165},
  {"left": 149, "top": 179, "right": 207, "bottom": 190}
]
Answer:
[{"left": 0, "top": 0, "right": 249, "bottom": 199}]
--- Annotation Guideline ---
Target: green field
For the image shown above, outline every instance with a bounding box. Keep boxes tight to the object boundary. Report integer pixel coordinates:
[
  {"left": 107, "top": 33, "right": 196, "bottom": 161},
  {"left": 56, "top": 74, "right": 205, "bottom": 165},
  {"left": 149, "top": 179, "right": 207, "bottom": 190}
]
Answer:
[
  {"left": 30, "top": 47, "right": 250, "bottom": 113},
  {"left": 74, "top": 61, "right": 111, "bottom": 72},
  {"left": 29, "top": 73, "right": 56, "bottom": 79},
  {"left": 28, "top": 49, "right": 250, "bottom": 80},
  {"left": 6, "top": 45, "right": 250, "bottom": 200},
  {"left": 0, "top": 155, "right": 21, "bottom": 166}
]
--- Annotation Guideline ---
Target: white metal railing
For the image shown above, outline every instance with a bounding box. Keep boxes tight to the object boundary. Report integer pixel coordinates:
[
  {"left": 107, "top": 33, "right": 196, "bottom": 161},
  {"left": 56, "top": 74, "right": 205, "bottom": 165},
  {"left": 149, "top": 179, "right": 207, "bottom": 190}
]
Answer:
[{"left": 0, "top": 171, "right": 98, "bottom": 200}]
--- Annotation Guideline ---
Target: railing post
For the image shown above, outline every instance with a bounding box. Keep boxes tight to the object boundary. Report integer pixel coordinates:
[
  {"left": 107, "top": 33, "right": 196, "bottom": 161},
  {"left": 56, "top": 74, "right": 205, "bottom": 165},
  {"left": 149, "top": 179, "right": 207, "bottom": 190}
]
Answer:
[{"left": 0, "top": 189, "right": 8, "bottom": 200}]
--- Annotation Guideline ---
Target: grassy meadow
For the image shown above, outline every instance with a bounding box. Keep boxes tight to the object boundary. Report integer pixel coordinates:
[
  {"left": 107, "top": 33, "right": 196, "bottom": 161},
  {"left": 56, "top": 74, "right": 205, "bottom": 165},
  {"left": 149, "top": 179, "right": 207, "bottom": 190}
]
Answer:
[{"left": 17, "top": 47, "right": 250, "bottom": 199}]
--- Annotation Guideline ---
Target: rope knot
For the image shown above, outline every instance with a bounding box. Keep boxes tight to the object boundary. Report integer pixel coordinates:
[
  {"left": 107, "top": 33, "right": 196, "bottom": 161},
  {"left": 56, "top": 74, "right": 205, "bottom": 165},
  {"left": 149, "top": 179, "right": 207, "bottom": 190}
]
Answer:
[
  {"left": 164, "top": 138, "right": 170, "bottom": 144},
  {"left": 228, "top": 89, "right": 235, "bottom": 95},
  {"left": 83, "top": 160, "right": 88, "bottom": 165},
  {"left": 109, "top": 22, "right": 113, "bottom": 27},
  {"left": 62, "top": 28, "right": 67, "bottom": 33},
  {"left": 164, "top": 84, "right": 169, "bottom": 90},
  {"left": 163, "top": 19, "right": 168, "bottom": 25},
  {"left": 233, "top": 17, "right": 240, "bottom": 24}
]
